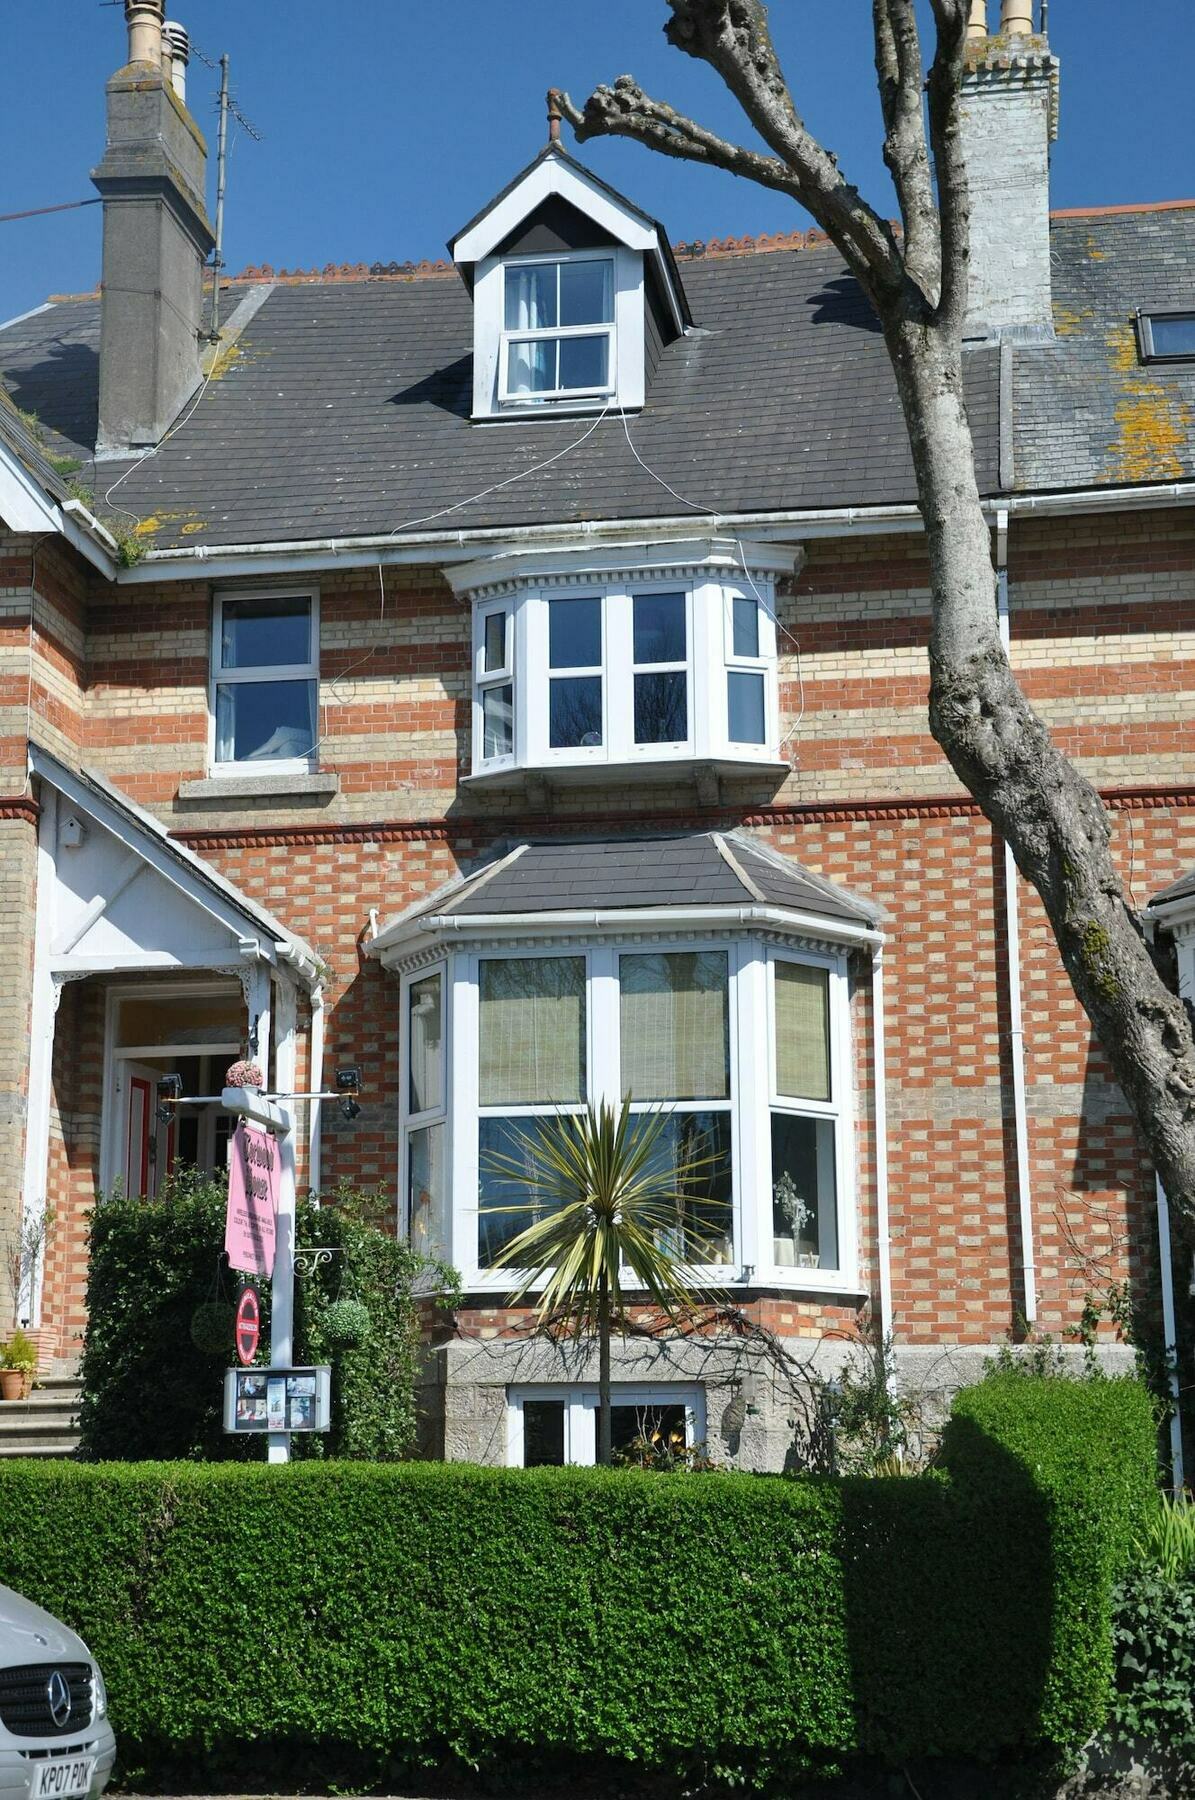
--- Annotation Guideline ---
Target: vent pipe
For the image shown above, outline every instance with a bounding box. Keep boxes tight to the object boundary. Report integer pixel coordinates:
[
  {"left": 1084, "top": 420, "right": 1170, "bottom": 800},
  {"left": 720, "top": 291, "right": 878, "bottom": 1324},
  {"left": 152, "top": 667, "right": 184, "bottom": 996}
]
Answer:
[
  {"left": 124, "top": 0, "right": 164, "bottom": 66},
  {"left": 1000, "top": 0, "right": 1035, "bottom": 32},
  {"left": 162, "top": 22, "right": 190, "bottom": 103},
  {"left": 967, "top": 1, "right": 989, "bottom": 39}
]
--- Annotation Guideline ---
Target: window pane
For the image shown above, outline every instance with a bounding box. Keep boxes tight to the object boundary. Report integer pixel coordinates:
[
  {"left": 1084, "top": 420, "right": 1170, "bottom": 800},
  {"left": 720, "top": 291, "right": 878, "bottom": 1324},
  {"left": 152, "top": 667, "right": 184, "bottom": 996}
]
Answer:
[
  {"left": 482, "top": 684, "right": 513, "bottom": 759},
  {"left": 634, "top": 670, "right": 687, "bottom": 744},
  {"left": 408, "top": 971, "right": 443, "bottom": 1115},
  {"left": 505, "top": 264, "right": 556, "bottom": 330},
  {"left": 478, "top": 1115, "right": 576, "bottom": 1267},
  {"left": 408, "top": 1123, "right": 449, "bottom": 1262},
  {"left": 1149, "top": 313, "right": 1195, "bottom": 357},
  {"left": 559, "top": 260, "right": 613, "bottom": 326},
  {"left": 628, "top": 1110, "right": 734, "bottom": 1264},
  {"left": 728, "top": 670, "right": 766, "bottom": 745},
  {"left": 523, "top": 1400, "right": 566, "bottom": 1467},
  {"left": 771, "top": 1113, "right": 838, "bottom": 1271},
  {"left": 558, "top": 335, "right": 609, "bottom": 391},
  {"left": 732, "top": 596, "right": 759, "bottom": 659},
  {"left": 550, "top": 676, "right": 603, "bottom": 749},
  {"left": 483, "top": 612, "right": 507, "bottom": 673},
  {"left": 220, "top": 597, "right": 311, "bottom": 670},
  {"left": 479, "top": 956, "right": 586, "bottom": 1106},
  {"left": 775, "top": 962, "right": 831, "bottom": 1102},
  {"left": 611, "top": 1402, "right": 687, "bottom": 1460},
  {"left": 214, "top": 679, "right": 316, "bottom": 763},
  {"left": 620, "top": 951, "right": 728, "bottom": 1101},
  {"left": 633, "top": 592, "right": 686, "bottom": 664},
  {"left": 548, "top": 597, "right": 602, "bottom": 669},
  {"left": 506, "top": 338, "right": 555, "bottom": 396}
]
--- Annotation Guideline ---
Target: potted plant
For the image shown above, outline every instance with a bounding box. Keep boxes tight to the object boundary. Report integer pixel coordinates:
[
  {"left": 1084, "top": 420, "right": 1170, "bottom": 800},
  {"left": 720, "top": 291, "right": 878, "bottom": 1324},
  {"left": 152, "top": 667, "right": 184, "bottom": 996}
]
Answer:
[{"left": 0, "top": 1329, "right": 38, "bottom": 1400}]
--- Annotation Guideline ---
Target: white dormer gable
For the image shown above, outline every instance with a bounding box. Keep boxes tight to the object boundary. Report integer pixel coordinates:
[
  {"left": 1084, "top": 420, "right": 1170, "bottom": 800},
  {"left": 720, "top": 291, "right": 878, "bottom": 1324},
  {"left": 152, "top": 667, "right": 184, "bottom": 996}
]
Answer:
[{"left": 450, "top": 145, "right": 688, "bottom": 421}]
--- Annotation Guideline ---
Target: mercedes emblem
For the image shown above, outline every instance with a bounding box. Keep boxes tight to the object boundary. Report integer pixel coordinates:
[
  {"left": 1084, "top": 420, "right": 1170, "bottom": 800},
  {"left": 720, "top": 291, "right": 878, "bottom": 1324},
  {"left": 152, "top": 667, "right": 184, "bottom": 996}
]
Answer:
[{"left": 46, "top": 1670, "right": 70, "bottom": 1729}]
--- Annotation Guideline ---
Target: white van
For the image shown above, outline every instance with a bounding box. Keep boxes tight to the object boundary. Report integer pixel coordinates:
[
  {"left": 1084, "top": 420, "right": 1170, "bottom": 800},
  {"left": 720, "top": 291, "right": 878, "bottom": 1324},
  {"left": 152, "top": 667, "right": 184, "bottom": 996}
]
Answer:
[{"left": 0, "top": 1588, "right": 115, "bottom": 1800}]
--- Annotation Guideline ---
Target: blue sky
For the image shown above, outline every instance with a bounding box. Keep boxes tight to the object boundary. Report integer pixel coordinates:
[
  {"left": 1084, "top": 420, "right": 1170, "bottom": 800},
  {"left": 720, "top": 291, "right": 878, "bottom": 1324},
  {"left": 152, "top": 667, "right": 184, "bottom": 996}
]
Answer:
[{"left": 2, "top": 0, "right": 1192, "bottom": 321}]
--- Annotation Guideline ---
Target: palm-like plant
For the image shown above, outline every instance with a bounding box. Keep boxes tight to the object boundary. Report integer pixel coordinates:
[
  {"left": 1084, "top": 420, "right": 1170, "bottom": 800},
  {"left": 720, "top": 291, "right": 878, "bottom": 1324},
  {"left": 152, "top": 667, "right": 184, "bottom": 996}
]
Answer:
[{"left": 481, "top": 1095, "right": 724, "bottom": 1465}]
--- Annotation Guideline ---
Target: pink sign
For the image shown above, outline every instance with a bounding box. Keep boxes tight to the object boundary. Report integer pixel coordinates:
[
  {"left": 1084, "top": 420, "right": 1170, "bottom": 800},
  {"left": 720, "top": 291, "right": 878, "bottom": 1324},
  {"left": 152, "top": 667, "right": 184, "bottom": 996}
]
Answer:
[{"left": 225, "top": 1123, "right": 278, "bottom": 1277}]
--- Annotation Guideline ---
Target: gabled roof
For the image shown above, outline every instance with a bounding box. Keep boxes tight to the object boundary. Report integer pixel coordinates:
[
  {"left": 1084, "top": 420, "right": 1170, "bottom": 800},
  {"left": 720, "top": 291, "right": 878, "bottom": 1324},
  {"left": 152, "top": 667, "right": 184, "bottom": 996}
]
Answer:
[{"left": 371, "top": 830, "right": 880, "bottom": 963}]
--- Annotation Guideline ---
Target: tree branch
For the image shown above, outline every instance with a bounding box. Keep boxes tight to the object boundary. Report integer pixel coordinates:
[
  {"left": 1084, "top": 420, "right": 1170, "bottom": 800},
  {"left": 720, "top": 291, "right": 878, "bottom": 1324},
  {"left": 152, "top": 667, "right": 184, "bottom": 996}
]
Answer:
[
  {"left": 872, "top": 0, "right": 941, "bottom": 303},
  {"left": 925, "top": 0, "right": 971, "bottom": 334}
]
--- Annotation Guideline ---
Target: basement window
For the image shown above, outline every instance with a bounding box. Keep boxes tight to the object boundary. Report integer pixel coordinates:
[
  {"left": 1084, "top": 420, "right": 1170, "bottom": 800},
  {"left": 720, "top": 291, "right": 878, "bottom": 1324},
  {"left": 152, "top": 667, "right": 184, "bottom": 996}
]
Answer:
[{"left": 1136, "top": 309, "right": 1195, "bottom": 363}]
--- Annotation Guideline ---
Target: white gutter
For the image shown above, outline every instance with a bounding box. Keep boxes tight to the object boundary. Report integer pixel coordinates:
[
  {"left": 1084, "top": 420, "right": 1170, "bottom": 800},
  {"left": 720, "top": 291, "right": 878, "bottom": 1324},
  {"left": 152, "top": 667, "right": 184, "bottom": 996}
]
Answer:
[
  {"left": 1004, "top": 480, "right": 1195, "bottom": 519},
  {"left": 308, "top": 985, "right": 325, "bottom": 1202},
  {"left": 996, "top": 507, "right": 1037, "bottom": 1327},
  {"left": 871, "top": 944, "right": 894, "bottom": 1346},
  {"left": 372, "top": 902, "right": 882, "bottom": 964}
]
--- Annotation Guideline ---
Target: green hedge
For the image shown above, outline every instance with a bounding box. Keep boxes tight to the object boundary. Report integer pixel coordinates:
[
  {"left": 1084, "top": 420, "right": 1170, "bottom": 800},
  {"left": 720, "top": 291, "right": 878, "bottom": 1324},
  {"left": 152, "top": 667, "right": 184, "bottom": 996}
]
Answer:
[
  {"left": 78, "top": 1173, "right": 455, "bottom": 1461},
  {"left": 0, "top": 1374, "right": 1156, "bottom": 1789}
]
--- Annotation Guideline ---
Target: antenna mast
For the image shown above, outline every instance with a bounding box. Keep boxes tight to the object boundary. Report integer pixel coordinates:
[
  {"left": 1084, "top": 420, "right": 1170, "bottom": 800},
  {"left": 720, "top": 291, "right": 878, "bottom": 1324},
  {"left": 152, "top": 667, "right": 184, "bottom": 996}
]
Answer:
[{"left": 209, "top": 53, "right": 230, "bottom": 342}]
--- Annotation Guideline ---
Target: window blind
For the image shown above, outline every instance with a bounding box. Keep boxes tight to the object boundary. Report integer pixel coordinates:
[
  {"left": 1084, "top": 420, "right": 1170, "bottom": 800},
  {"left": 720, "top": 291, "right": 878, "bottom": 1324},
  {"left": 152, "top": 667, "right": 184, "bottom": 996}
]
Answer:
[
  {"left": 775, "top": 961, "right": 831, "bottom": 1101},
  {"left": 619, "top": 951, "right": 729, "bottom": 1101},
  {"left": 479, "top": 957, "right": 585, "bottom": 1106}
]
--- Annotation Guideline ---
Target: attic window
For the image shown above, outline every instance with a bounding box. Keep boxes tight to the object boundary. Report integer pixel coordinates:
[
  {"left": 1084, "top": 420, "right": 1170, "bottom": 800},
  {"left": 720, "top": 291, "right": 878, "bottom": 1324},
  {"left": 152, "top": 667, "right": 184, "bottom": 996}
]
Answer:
[
  {"left": 499, "top": 255, "right": 616, "bottom": 404},
  {"left": 1137, "top": 309, "right": 1195, "bottom": 363}
]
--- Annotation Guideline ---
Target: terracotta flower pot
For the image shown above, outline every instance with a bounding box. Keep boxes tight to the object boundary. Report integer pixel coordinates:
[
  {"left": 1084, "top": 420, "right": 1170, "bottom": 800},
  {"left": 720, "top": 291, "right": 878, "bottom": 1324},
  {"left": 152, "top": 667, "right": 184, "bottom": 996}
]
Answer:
[{"left": 0, "top": 1370, "right": 26, "bottom": 1401}]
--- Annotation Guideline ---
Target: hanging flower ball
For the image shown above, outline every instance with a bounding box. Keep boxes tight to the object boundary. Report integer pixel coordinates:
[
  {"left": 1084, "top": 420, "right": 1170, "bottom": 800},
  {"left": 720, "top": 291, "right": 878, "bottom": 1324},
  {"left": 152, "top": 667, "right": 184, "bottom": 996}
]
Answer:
[
  {"left": 225, "top": 1059, "right": 263, "bottom": 1089},
  {"left": 322, "top": 1298, "right": 371, "bottom": 1350},
  {"left": 190, "top": 1300, "right": 236, "bottom": 1356}
]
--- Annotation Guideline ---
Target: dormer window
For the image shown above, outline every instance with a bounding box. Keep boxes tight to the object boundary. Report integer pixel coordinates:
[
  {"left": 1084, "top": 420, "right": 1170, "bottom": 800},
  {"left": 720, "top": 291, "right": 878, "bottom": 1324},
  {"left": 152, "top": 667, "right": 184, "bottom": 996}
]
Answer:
[
  {"left": 450, "top": 144, "right": 690, "bottom": 422},
  {"left": 500, "top": 255, "right": 615, "bottom": 403}
]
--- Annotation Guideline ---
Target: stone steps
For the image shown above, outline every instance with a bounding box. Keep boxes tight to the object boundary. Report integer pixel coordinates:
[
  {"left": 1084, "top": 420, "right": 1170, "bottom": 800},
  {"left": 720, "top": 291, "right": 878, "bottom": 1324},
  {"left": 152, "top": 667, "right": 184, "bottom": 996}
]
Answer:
[{"left": 0, "top": 1378, "right": 81, "bottom": 1458}]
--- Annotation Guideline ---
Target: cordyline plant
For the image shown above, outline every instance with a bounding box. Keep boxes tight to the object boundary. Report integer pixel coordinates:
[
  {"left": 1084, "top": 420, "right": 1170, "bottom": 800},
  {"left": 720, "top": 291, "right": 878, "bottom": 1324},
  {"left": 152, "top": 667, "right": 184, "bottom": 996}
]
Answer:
[
  {"left": 482, "top": 1096, "right": 722, "bottom": 1464},
  {"left": 548, "top": 1, "right": 1195, "bottom": 1246}
]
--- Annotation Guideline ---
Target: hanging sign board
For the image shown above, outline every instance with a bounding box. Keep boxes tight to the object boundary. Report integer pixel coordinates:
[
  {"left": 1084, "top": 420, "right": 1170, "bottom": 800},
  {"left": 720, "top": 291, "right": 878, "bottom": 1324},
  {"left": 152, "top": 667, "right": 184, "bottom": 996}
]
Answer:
[
  {"left": 225, "top": 1122, "right": 278, "bottom": 1277},
  {"left": 224, "top": 1366, "right": 331, "bottom": 1434},
  {"left": 235, "top": 1285, "right": 261, "bottom": 1366}
]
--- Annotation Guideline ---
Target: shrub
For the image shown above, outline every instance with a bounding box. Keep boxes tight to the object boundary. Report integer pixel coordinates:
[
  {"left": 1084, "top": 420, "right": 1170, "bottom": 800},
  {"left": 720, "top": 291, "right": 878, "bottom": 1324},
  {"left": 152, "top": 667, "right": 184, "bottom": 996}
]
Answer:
[
  {"left": 0, "top": 1374, "right": 1157, "bottom": 1790},
  {"left": 1107, "top": 1565, "right": 1195, "bottom": 1772},
  {"left": 78, "top": 1169, "right": 456, "bottom": 1462}
]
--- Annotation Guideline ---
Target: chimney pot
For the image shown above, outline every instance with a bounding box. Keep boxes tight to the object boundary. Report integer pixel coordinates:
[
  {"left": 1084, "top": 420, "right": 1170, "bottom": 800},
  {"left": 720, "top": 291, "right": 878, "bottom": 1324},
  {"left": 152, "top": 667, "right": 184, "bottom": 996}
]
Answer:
[
  {"left": 999, "top": 0, "right": 1035, "bottom": 33},
  {"left": 124, "top": 0, "right": 164, "bottom": 67},
  {"left": 967, "top": 1, "right": 989, "bottom": 40},
  {"left": 162, "top": 22, "right": 190, "bottom": 104}
]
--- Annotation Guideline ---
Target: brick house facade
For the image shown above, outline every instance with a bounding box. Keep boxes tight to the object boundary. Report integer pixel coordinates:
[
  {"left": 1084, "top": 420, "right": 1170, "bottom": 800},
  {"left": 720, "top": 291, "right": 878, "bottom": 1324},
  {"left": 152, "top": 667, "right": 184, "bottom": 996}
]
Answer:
[{"left": 2, "top": 0, "right": 1194, "bottom": 1470}]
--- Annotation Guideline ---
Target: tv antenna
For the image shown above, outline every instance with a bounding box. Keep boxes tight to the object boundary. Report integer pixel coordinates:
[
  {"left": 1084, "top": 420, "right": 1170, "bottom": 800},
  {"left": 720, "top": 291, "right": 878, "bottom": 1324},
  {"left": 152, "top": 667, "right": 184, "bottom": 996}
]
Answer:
[{"left": 189, "top": 41, "right": 263, "bottom": 343}]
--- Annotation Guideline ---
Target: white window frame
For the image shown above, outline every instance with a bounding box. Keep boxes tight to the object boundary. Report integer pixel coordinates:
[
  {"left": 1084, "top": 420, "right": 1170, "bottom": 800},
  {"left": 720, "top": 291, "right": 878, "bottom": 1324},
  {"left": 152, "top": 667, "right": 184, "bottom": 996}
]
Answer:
[
  {"left": 628, "top": 588, "right": 692, "bottom": 755},
  {"left": 431, "top": 932, "right": 857, "bottom": 1295},
  {"left": 723, "top": 585, "right": 778, "bottom": 750},
  {"left": 497, "top": 252, "right": 617, "bottom": 406},
  {"left": 209, "top": 588, "right": 319, "bottom": 777},
  {"left": 399, "top": 962, "right": 450, "bottom": 1262},
  {"left": 506, "top": 1383, "right": 705, "bottom": 1467},
  {"left": 475, "top": 601, "right": 516, "bottom": 768},
  {"left": 544, "top": 592, "right": 606, "bottom": 764}
]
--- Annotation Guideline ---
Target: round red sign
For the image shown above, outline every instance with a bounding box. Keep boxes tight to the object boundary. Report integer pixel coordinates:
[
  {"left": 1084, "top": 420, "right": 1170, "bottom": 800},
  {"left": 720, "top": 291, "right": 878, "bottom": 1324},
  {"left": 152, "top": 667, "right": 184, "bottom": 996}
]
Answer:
[{"left": 235, "top": 1286, "right": 260, "bottom": 1367}]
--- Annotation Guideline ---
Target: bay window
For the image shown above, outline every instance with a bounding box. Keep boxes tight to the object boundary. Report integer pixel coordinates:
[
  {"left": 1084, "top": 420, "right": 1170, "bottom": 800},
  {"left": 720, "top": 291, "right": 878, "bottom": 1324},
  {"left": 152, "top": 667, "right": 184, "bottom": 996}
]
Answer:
[
  {"left": 397, "top": 930, "right": 858, "bottom": 1292},
  {"left": 462, "top": 544, "right": 792, "bottom": 781},
  {"left": 211, "top": 591, "right": 318, "bottom": 772}
]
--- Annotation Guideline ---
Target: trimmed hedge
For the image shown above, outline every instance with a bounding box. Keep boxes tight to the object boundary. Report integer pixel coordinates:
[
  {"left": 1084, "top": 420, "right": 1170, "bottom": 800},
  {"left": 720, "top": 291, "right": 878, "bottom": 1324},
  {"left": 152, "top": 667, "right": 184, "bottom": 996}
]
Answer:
[{"left": 0, "top": 1374, "right": 1156, "bottom": 1789}]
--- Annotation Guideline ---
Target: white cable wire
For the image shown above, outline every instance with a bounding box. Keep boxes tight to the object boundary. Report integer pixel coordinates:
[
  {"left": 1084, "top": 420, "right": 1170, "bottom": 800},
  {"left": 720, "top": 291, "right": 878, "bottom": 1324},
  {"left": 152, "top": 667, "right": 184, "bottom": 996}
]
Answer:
[{"left": 101, "top": 365, "right": 216, "bottom": 527}]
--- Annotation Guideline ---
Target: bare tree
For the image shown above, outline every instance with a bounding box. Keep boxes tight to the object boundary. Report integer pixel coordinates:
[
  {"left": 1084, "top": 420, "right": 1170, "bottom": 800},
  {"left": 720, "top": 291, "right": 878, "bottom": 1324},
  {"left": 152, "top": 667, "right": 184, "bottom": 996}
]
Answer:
[{"left": 551, "top": 0, "right": 1195, "bottom": 1241}]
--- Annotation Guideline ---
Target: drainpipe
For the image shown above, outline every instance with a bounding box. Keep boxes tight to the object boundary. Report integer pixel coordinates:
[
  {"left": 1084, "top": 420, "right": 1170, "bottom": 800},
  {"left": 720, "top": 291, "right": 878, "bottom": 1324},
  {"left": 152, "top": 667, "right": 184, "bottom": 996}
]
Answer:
[
  {"left": 996, "top": 509, "right": 1038, "bottom": 1327},
  {"left": 308, "top": 985, "right": 325, "bottom": 1201},
  {"left": 871, "top": 947, "right": 894, "bottom": 1347}
]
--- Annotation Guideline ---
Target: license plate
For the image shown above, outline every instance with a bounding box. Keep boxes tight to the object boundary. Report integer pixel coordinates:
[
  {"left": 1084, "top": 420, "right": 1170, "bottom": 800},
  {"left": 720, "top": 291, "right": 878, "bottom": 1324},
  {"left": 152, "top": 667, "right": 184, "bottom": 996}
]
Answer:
[{"left": 31, "top": 1758, "right": 95, "bottom": 1799}]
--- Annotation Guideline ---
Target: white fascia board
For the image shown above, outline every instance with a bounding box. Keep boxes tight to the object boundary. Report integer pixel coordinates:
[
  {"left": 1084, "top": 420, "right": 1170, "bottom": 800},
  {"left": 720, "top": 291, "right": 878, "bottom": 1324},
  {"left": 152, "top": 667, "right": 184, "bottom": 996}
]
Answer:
[
  {"left": 0, "top": 440, "right": 118, "bottom": 577},
  {"left": 445, "top": 534, "right": 801, "bottom": 598},
  {"left": 28, "top": 745, "right": 320, "bottom": 985},
  {"left": 1144, "top": 893, "right": 1195, "bottom": 932},
  {"left": 373, "top": 903, "right": 882, "bottom": 968},
  {"left": 453, "top": 157, "right": 657, "bottom": 264}
]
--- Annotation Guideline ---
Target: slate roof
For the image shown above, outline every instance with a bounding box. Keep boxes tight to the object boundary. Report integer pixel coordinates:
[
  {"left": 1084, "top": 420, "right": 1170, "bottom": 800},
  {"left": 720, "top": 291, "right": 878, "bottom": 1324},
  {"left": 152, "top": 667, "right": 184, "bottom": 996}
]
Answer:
[
  {"left": 0, "top": 242, "right": 999, "bottom": 553},
  {"left": 1013, "top": 205, "right": 1195, "bottom": 492},
  {"left": 378, "top": 832, "right": 878, "bottom": 942},
  {"left": 2, "top": 202, "right": 1193, "bottom": 554},
  {"left": 1147, "top": 867, "right": 1195, "bottom": 912}
]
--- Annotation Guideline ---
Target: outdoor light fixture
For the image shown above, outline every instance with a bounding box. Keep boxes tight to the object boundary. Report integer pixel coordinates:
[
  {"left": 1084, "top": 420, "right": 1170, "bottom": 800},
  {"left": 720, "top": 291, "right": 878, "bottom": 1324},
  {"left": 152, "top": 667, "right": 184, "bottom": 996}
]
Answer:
[
  {"left": 336, "top": 1065, "right": 362, "bottom": 1122},
  {"left": 155, "top": 1072, "right": 182, "bottom": 1124}
]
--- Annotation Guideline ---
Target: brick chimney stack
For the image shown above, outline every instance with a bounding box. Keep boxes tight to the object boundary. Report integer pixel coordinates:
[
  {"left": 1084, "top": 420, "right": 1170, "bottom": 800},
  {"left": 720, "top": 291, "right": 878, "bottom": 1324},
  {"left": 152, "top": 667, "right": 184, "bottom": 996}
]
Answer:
[
  {"left": 958, "top": 0, "right": 1059, "bottom": 343},
  {"left": 91, "top": 0, "right": 215, "bottom": 458}
]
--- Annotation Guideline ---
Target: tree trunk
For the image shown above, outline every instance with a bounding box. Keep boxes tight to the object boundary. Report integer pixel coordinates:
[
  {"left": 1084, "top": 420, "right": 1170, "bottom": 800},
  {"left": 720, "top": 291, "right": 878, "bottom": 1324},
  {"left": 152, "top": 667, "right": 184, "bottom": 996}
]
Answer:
[
  {"left": 597, "top": 1269, "right": 612, "bottom": 1466},
  {"left": 882, "top": 306, "right": 1195, "bottom": 1238}
]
